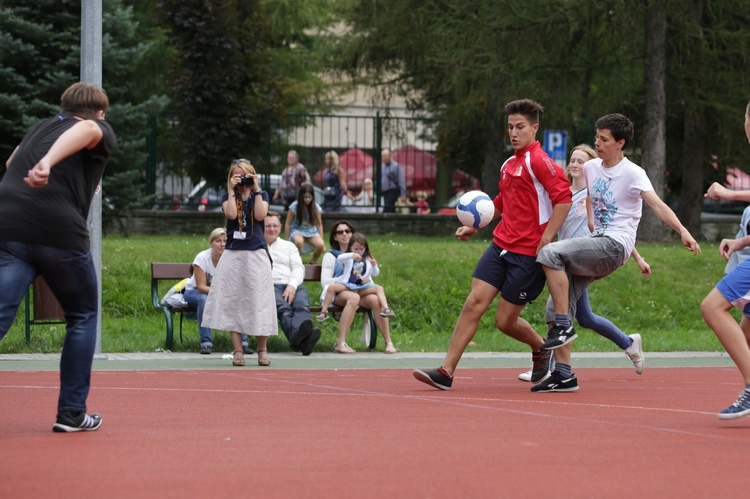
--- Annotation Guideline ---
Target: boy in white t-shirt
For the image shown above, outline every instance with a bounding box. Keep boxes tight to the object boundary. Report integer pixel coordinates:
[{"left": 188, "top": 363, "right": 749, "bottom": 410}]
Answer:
[{"left": 533, "top": 113, "right": 701, "bottom": 392}]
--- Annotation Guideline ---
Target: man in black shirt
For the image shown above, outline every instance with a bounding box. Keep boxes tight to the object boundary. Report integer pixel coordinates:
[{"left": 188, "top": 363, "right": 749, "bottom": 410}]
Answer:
[{"left": 0, "top": 82, "right": 116, "bottom": 432}]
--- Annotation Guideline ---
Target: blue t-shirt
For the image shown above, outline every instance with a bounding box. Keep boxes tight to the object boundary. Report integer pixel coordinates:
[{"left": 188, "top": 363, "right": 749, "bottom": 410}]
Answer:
[{"left": 221, "top": 190, "right": 270, "bottom": 250}]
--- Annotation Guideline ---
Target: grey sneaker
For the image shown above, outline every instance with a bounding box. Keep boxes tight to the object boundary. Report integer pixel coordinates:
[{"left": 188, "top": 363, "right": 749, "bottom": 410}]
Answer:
[
  {"left": 624, "top": 333, "right": 644, "bottom": 375},
  {"left": 413, "top": 367, "right": 453, "bottom": 390}
]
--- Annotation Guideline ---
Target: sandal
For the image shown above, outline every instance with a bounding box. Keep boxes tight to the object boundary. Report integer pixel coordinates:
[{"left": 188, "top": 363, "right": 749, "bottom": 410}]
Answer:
[
  {"left": 232, "top": 351, "right": 245, "bottom": 367},
  {"left": 334, "top": 342, "right": 356, "bottom": 354},
  {"left": 316, "top": 311, "right": 329, "bottom": 322},
  {"left": 380, "top": 308, "right": 396, "bottom": 318},
  {"left": 385, "top": 342, "right": 398, "bottom": 354},
  {"left": 257, "top": 349, "right": 271, "bottom": 367}
]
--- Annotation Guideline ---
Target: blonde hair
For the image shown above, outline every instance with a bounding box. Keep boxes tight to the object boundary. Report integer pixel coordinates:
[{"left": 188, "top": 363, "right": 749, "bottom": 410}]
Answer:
[
  {"left": 226, "top": 158, "right": 256, "bottom": 184},
  {"left": 566, "top": 144, "right": 597, "bottom": 181},
  {"left": 208, "top": 227, "right": 226, "bottom": 244},
  {"left": 325, "top": 150, "right": 340, "bottom": 166}
]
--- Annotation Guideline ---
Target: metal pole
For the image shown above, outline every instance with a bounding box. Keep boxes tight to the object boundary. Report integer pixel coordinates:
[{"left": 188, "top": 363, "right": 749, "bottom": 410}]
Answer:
[{"left": 81, "top": 0, "right": 106, "bottom": 360}]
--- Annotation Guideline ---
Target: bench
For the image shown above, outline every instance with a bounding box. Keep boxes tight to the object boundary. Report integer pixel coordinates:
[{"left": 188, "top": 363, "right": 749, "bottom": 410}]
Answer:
[
  {"left": 24, "top": 276, "right": 66, "bottom": 343},
  {"left": 151, "top": 262, "right": 196, "bottom": 349},
  {"left": 304, "top": 264, "right": 379, "bottom": 349},
  {"left": 150, "top": 262, "right": 380, "bottom": 350}
]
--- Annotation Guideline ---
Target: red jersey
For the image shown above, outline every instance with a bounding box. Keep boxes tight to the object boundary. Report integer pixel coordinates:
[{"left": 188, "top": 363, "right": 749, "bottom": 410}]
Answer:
[{"left": 492, "top": 141, "right": 571, "bottom": 256}]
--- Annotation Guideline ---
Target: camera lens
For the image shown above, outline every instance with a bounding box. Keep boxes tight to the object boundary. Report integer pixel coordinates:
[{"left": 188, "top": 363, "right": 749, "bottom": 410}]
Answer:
[{"left": 239, "top": 175, "right": 254, "bottom": 187}]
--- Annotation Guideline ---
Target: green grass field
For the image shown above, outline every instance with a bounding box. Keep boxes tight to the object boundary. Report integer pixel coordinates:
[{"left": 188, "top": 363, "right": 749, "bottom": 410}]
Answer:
[{"left": 0, "top": 234, "right": 733, "bottom": 355}]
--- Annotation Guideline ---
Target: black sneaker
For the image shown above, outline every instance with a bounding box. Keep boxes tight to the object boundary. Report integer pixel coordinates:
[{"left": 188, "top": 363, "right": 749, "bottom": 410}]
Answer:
[
  {"left": 199, "top": 344, "right": 212, "bottom": 355},
  {"left": 300, "top": 327, "right": 321, "bottom": 356},
  {"left": 242, "top": 345, "right": 255, "bottom": 355},
  {"left": 530, "top": 371, "right": 579, "bottom": 392},
  {"left": 291, "top": 319, "right": 314, "bottom": 349},
  {"left": 541, "top": 324, "right": 578, "bottom": 350},
  {"left": 413, "top": 367, "right": 453, "bottom": 390},
  {"left": 530, "top": 349, "right": 553, "bottom": 383},
  {"left": 53, "top": 411, "right": 103, "bottom": 432}
]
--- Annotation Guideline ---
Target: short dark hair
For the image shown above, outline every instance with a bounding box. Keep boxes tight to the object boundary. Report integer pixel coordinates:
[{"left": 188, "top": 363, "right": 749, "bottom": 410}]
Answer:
[
  {"left": 595, "top": 114, "right": 634, "bottom": 150},
  {"left": 61, "top": 82, "right": 109, "bottom": 118},
  {"left": 505, "top": 99, "right": 544, "bottom": 125}
]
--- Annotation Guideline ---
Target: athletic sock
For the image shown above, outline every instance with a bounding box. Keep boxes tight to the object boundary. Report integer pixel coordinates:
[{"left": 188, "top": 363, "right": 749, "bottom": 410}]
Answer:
[
  {"left": 554, "top": 314, "right": 571, "bottom": 328},
  {"left": 556, "top": 363, "right": 572, "bottom": 378}
]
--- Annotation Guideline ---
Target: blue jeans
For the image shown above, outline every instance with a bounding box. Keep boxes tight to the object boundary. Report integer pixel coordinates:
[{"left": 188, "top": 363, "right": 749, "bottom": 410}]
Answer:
[
  {"left": 0, "top": 241, "right": 98, "bottom": 414},
  {"left": 274, "top": 283, "right": 312, "bottom": 343},
  {"left": 183, "top": 288, "right": 212, "bottom": 346}
]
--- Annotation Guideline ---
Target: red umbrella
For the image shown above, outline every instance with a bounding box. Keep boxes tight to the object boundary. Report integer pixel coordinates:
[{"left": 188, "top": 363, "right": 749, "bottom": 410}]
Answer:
[{"left": 391, "top": 145, "right": 438, "bottom": 195}]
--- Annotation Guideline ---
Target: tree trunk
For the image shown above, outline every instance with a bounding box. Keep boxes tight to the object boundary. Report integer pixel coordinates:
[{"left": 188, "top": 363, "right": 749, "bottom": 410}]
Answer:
[
  {"left": 678, "top": 109, "right": 705, "bottom": 237},
  {"left": 675, "top": 0, "right": 706, "bottom": 239},
  {"left": 482, "top": 87, "right": 504, "bottom": 198},
  {"left": 639, "top": 0, "right": 668, "bottom": 241}
]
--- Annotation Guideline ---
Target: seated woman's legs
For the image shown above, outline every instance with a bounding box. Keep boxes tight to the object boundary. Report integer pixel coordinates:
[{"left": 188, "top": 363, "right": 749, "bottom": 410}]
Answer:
[
  {"left": 359, "top": 293, "right": 394, "bottom": 345},
  {"left": 332, "top": 290, "right": 360, "bottom": 347},
  {"left": 184, "top": 288, "right": 212, "bottom": 347}
]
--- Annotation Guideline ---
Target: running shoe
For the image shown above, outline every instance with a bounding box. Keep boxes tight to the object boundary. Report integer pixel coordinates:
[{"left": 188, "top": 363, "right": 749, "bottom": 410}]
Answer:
[
  {"left": 718, "top": 390, "right": 750, "bottom": 420},
  {"left": 530, "top": 349, "right": 554, "bottom": 383},
  {"left": 53, "top": 411, "right": 103, "bottom": 432},
  {"left": 624, "top": 333, "right": 644, "bottom": 375},
  {"left": 413, "top": 367, "right": 453, "bottom": 390},
  {"left": 530, "top": 371, "right": 579, "bottom": 392},
  {"left": 518, "top": 368, "right": 533, "bottom": 382},
  {"left": 541, "top": 324, "right": 578, "bottom": 350}
]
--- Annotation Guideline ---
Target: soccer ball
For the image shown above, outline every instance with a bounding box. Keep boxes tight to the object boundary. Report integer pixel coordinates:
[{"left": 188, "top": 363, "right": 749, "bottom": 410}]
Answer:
[{"left": 456, "top": 190, "right": 494, "bottom": 229}]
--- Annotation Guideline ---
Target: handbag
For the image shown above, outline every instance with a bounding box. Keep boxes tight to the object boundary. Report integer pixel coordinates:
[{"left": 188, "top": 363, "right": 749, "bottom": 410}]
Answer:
[{"left": 160, "top": 278, "right": 190, "bottom": 308}]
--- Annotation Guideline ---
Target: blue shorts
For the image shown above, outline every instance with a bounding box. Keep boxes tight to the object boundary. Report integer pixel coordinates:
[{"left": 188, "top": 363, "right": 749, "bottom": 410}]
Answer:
[
  {"left": 472, "top": 243, "right": 546, "bottom": 306},
  {"left": 717, "top": 259, "right": 750, "bottom": 317}
]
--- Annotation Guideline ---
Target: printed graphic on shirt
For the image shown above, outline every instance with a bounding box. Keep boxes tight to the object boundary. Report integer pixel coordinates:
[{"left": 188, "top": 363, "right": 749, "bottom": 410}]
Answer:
[{"left": 590, "top": 177, "right": 616, "bottom": 234}]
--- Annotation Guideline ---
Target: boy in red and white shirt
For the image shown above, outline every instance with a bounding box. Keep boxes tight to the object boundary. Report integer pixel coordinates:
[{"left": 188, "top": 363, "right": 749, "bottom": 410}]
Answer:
[{"left": 414, "top": 98, "right": 572, "bottom": 391}]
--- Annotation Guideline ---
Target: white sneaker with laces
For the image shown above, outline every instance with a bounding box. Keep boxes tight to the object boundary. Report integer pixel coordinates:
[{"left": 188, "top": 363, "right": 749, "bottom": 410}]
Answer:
[
  {"left": 518, "top": 368, "right": 532, "bottom": 382},
  {"left": 624, "top": 333, "right": 644, "bottom": 375}
]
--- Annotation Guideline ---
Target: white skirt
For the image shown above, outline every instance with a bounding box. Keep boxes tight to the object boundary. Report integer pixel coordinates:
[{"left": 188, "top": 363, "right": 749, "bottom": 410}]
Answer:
[{"left": 201, "top": 249, "right": 278, "bottom": 336}]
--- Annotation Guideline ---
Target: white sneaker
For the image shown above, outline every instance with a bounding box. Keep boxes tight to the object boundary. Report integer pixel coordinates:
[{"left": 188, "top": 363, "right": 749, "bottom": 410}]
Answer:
[
  {"left": 624, "top": 333, "right": 644, "bottom": 375},
  {"left": 518, "top": 368, "right": 533, "bottom": 382}
]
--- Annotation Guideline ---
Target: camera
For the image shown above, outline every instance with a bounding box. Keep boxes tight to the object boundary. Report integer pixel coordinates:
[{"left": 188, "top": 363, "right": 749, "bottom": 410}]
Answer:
[{"left": 238, "top": 175, "right": 254, "bottom": 187}]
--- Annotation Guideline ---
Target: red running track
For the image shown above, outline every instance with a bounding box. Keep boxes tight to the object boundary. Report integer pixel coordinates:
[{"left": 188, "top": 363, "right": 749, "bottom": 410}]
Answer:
[{"left": 1, "top": 367, "right": 749, "bottom": 498}]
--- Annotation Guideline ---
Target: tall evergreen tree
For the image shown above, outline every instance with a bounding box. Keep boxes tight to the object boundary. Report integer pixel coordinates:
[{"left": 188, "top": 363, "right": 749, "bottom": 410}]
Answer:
[
  {"left": 0, "top": 0, "right": 168, "bottom": 232},
  {"left": 156, "top": 0, "right": 283, "bottom": 185}
]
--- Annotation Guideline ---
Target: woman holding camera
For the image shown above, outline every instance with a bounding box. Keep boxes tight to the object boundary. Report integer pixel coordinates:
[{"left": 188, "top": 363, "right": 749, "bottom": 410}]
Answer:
[{"left": 202, "top": 159, "right": 277, "bottom": 366}]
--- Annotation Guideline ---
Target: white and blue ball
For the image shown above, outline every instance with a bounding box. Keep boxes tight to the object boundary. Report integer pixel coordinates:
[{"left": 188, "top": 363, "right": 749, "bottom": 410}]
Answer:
[{"left": 456, "top": 190, "right": 494, "bottom": 229}]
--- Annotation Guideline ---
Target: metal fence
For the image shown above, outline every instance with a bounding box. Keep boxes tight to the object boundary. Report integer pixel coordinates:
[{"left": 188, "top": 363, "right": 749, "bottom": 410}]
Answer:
[{"left": 147, "top": 113, "right": 482, "bottom": 213}]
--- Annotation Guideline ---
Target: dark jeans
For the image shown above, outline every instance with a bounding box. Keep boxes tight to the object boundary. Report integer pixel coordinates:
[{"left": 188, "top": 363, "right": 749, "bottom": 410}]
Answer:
[
  {"left": 274, "top": 283, "right": 312, "bottom": 343},
  {"left": 0, "top": 241, "right": 98, "bottom": 414},
  {"left": 383, "top": 189, "right": 400, "bottom": 213}
]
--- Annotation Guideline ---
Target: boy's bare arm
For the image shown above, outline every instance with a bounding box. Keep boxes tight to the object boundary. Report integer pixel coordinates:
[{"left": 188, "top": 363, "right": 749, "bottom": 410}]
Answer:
[
  {"left": 641, "top": 190, "right": 701, "bottom": 255},
  {"left": 705, "top": 182, "right": 750, "bottom": 203}
]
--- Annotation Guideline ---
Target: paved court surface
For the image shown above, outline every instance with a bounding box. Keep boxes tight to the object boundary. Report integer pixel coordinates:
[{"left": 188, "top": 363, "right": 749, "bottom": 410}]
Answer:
[{"left": 0, "top": 350, "right": 735, "bottom": 371}]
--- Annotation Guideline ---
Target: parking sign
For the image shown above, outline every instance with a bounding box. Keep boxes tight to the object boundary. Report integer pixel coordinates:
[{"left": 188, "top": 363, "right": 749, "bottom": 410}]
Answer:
[{"left": 543, "top": 130, "right": 567, "bottom": 167}]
